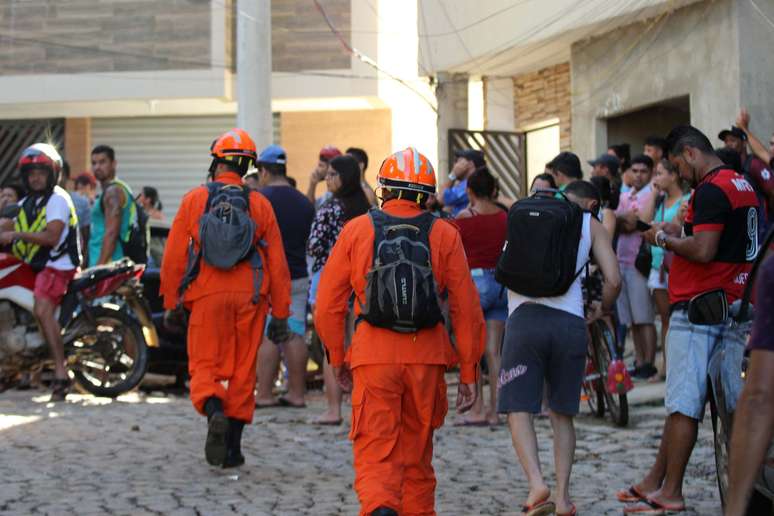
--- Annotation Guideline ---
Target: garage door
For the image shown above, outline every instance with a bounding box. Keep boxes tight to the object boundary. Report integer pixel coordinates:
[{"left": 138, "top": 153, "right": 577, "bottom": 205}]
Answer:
[{"left": 91, "top": 115, "right": 240, "bottom": 219}]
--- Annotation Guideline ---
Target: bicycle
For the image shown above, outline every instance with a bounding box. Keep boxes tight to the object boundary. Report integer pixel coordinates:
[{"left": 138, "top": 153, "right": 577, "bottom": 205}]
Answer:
[{"left": 581, "top": 316, "right": 630, "bottom": 427}]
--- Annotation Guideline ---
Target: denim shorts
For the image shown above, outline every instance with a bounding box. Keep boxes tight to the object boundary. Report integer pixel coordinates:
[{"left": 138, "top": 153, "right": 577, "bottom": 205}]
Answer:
[
  {"left": 472, "top": 268, "right": 507, "bottom": 322},
  {"left": 308, "top": 269, "right": 322, "bottom": 307},
  {"left": 665, "top": 308, "right": 747, "bottom": 420},
  {"left": 266, "top": 277, "right": 310, "bottom": 338}
]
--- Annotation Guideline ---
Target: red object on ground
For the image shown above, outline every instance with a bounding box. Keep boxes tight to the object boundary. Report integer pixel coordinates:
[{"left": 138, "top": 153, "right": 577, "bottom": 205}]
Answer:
[{"left": 607, "top": 359, "right": 634, "bottom": 394}]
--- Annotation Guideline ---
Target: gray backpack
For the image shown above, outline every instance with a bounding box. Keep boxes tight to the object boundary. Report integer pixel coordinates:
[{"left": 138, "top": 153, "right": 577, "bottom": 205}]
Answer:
[{"left": 179, "top": 182, "right": 263, "bottom": 303}]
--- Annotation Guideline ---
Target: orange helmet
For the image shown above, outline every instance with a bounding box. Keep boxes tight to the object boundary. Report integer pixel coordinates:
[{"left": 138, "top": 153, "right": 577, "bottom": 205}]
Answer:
[
  {"left": 209, "top": 128, "right": 257, "bottom": 176},
  {"left": 377, "top": 147, "right": 436, "bottom": 196}
]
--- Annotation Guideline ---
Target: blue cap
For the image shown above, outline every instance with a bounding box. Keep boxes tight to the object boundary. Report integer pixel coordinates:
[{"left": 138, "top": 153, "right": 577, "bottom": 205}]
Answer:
[{"left": 258, "top": 144, "right": 287, "bottom": 165}]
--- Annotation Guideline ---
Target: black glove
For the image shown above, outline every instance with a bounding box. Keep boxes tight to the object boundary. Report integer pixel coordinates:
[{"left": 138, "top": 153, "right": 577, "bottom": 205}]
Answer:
[
  {"left": 267, "top": 317, "right": 290, "bottom": 343},
  {"left": 163, "top": 306, "right": 188, "bottom": 334}
]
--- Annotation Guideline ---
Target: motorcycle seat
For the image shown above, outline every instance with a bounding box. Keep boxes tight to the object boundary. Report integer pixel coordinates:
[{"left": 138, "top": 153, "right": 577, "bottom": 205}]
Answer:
[{"left": 69, "top": 259, "right": 134, "bottom": 293}]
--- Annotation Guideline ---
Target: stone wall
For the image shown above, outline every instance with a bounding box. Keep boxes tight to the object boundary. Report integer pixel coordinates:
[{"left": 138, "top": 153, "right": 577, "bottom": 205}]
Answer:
[
  {"left": 0, "top": 0, "right": 352, "bottom": 76},
  {"left": 0, "top": 0, "right": 213, "bottom": 75},
  {"left": 513, "top": 62, "right": 571, "bottom": 150},
  {"left": 271, "top": 0, "right": 351, "bottom": 72}
]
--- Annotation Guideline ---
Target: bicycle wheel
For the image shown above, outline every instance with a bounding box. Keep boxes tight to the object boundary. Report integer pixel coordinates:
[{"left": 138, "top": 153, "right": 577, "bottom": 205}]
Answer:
[
  {"left": 592, "top": 320, "right": 629, "bottom": 427},
  {"left": 581, "top": 356, "right": 604, "bottom": 417}
]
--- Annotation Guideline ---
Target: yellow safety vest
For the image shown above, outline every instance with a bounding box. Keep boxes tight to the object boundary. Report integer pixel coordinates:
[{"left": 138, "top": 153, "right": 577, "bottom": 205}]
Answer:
[{"left": 12, "top": 188, "right": 80, "bottom": 271}]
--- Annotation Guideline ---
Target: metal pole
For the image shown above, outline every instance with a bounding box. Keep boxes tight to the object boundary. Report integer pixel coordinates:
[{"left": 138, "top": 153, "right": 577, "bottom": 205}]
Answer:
[{"left": 237, "top": 0, "right": 272, "bottom": 147}]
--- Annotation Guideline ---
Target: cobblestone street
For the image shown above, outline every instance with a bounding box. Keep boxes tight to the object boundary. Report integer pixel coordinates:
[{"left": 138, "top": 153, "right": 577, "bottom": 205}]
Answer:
[{"left": 0, "top": 379, "right": 721, "bottom": 515}]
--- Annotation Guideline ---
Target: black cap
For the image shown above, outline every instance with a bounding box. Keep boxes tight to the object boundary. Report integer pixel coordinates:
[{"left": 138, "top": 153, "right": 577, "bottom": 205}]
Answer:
[
  {"left": 549, "top": 151, "right": 583, "bottom": 179},
  {"left": 718, "top": 126, "right": 747, "bottom": 142},
  {"left": 587, "top": 154, "right": 621, "bottom": 176},
  {"left": 454, "top": 149, "right": 486, "bottom": 168}
]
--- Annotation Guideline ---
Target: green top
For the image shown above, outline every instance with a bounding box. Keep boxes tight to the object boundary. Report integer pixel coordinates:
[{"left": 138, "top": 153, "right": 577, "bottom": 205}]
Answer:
[
  {"left": 651, "top": 193, "right": 691, "bottom": 271},
  {"left": 88, "top": 179, "right": 135, "bottom": 266}
]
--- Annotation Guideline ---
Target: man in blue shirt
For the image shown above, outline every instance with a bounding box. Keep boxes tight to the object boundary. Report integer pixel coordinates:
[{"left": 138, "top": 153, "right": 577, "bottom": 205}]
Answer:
[
  {"left": 439, "top": 149, "right": 485, "bottom": 216},
  {"left": 252, "top": 144, "right": 316, "bottom": 409}
]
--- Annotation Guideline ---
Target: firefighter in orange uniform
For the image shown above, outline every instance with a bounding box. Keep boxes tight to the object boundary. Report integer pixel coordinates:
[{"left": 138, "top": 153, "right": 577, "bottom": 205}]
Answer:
[
  {"left": 315, "top": 147, "right": 485, "bottom": 515},
  {"left": 160, "top": 129, "right": 291, "bottom": 468}
]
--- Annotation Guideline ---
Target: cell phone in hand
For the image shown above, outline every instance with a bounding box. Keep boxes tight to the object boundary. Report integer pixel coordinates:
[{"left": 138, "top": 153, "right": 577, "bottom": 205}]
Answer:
[{"left": 636, "top": 220, "right": 652, "bottom": 232}]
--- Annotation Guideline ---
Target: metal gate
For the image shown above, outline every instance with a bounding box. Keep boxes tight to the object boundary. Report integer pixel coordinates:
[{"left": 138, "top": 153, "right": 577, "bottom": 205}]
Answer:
[
  {"left": 448, "top": 129, "right": 526, "bottom": 199},
  {"left": 0, "top": 119, "right": 65, "bottom": 185}
]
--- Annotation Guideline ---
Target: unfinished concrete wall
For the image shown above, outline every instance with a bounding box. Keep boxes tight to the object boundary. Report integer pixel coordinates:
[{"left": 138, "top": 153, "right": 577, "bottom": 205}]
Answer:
[
  {"left": 737, "top": 0, "right": 774, "bottom": 141},
  {"left": 571, "top": 0, "right": 740, "bottom": 164}
]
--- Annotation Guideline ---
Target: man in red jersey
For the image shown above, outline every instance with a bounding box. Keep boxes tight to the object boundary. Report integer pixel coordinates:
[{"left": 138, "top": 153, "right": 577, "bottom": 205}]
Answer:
[{"left": 617, "top": 125, "right": 760, "bottom": 513}]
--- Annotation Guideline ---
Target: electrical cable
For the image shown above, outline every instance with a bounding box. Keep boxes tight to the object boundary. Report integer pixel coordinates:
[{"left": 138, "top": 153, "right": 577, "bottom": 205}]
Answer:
[
  {"left": 750, "top": 0, "right": 774, "bottom": 29},
  {"left": 311, "top": 0, "right": 438, "bottom": 112}
]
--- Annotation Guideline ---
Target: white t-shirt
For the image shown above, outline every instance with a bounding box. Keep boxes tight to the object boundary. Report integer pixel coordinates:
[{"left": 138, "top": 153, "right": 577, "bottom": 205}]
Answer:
[
  {"left": 507, "top": 212, "right": 592, "bottom": 319},
  {"left": 18, "top": 186, "right": 78, "bottom": 271}
]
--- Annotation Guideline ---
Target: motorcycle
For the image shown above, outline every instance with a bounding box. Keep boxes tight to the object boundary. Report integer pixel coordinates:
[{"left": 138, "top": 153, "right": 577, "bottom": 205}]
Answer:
[{"left": 0, "top": 255, "right": 159, "bottom": 398}]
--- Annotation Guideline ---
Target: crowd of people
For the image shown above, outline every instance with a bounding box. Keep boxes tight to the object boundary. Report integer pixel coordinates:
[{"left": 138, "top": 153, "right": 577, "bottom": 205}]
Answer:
[{"left": 2, "top": 106, "right": 774, "bottom": 515}]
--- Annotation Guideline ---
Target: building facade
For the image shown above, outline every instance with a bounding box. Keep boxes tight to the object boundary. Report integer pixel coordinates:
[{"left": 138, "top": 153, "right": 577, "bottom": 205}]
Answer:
[
  {"left": 420, "top": 0, "right": 774, "bottom": 189},
  {"left": 0, "top": 0, "right": 436, "bottom": 217}
]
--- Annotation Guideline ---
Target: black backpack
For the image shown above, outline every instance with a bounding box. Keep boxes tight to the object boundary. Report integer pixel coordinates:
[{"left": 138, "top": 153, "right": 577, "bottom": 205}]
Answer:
[
  {"left": 495, "top": 191, "right": 585, "bottom": 297},
  {"left": 179, "top": 182, "right": 263, "bottom": 304},
  {"left": 110, "top": 179, "right": 149, "bottom": 264},
  {"left": 359, "top": 209, "right": 444, "bottom": 333}
]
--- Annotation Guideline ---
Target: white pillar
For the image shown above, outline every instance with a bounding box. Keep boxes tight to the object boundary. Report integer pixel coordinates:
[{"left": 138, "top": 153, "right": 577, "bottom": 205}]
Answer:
[
  {"left": 484, "top": 77, "right": 515, "bottom": 131},
  {"left": 435, "top": 72, "right": 468, "bottom": 176},
  {"left": 237, "top": 0, "right": 272, "bottom": 148}
]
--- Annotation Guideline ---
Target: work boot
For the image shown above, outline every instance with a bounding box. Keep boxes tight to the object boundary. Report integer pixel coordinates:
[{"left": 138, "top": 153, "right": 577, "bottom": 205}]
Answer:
[
  {"left": 223, "top": 417, "right": 245, "bottom": 469},
  {"left": 203, "top": 397, "right": 228, "bottom": 466},
  {"left": 370, "top": 508, "right": 398, "bottom": 516}
]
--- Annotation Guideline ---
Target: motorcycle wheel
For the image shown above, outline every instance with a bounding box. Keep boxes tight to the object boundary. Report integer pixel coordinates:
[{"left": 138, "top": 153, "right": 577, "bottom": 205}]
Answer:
[{"left": 67, "top": 306, "right": 149, "bottom": 398}]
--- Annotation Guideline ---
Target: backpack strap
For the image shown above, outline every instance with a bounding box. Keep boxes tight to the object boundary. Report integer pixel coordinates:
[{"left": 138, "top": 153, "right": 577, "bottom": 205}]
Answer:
[{"left": 178, "top": 184, "right": 219, "bottom": 299}]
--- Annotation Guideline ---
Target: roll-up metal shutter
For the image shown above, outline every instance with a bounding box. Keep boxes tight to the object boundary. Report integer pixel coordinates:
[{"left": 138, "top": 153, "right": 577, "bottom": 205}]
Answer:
[{"left": 91, "top": 116, "right": 238, "bottom": 219}]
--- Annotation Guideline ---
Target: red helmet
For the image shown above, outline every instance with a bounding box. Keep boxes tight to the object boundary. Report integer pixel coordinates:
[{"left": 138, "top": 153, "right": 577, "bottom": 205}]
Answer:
[
  {"left": 18, "top": 143, "right": 62, "bottom": 192},
  {"left": 209, "top": 129, "right": 257, "bottom": 176},
  {"left": 377, "top": 147, "right": 436, "bottom": 196}
]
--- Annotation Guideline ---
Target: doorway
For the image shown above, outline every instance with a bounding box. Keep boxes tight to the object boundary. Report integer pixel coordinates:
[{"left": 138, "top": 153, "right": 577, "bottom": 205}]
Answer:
[{"left": 606, "top": 96, "right": 690, "bottom": 157}]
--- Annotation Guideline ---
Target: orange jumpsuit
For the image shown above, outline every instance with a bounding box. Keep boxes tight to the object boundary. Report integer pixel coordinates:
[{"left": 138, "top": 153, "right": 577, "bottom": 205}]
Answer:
[
  {"left": 160, "top": 171, "right": 291, "bottom": 423},
  {"left": 315, "top": 199, "right": 485, "bottom": 515}
]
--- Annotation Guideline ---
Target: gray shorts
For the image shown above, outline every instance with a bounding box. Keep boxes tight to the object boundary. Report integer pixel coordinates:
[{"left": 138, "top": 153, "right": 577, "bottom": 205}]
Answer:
[
  {"left": 665, "top": 308, "right": 747, "bottom": 420},
  {"left": 617, "top": 264, "right": 655, "bottom": 325},
  {"left": 266, "top": 277, "right": 309, "bottom": 337},
  {"left": 497, "top": 303, "right": 587, "bottom": 416}
]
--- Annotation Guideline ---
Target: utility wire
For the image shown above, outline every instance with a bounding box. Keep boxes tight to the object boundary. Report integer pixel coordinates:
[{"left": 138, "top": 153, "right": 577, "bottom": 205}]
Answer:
[
  {"left": 750, "top": 0, "right": 774, "bottom": 30},
  {"left": 311, "top": 0, "right": 438, "bottom": 112}
]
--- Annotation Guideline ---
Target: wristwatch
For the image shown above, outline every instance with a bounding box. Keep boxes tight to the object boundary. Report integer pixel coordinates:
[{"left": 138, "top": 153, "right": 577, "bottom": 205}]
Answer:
[{"left": 655, "top": 230, "right": 668, "bottom": 249}]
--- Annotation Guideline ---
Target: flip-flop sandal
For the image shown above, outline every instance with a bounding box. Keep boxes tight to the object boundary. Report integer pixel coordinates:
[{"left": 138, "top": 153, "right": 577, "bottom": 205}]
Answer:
[
  {"left": 255, "top": 401, "right": 280, "bottom": 409},
  {"left": 623, "top": 497, "right": 686, "bottom": 514},
  {"left": 521, "top": 493, "right": 555, "bottom": 516},
  {"left": 277, "top": 396, "right": 307, "bottom": 409},
  {"left": 617, "top": 485, "right": 648, "bottom": 503},
  {"left": 557, "top": 503, "right": 577, "bottom": 516}
]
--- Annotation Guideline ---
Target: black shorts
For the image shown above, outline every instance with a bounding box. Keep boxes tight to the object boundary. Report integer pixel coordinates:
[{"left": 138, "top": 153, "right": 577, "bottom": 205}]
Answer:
[{"left": 497, "top": 303, "right": 587, "bottom": 416}]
